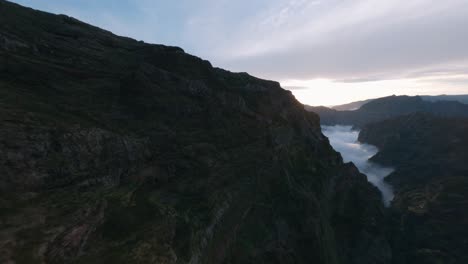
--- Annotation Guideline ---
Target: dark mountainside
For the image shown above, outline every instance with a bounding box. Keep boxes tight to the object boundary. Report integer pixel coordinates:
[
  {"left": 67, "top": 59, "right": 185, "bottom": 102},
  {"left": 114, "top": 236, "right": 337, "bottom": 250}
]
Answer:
[
  {"left": 308, "top": 95, "right": 468, "bottom": 128},
  {"left": 0, "top": 1, "right": 391, "bottom": 263},
  {"left": 359, "top": 113, "right": 468, "bottom": 264}
]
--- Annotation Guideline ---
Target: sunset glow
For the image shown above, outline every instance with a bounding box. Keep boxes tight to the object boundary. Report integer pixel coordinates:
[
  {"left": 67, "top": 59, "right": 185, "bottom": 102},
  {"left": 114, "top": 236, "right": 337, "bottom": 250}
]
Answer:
[{"left": 282, "top": 75, "right": 468, "bottom": 106}]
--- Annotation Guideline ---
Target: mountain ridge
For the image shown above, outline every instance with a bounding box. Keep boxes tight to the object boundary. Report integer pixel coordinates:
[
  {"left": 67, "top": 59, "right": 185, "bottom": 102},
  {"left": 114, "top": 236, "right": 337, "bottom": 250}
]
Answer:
[
  {"left": 0, "top": 1, "right": 390, "bottom": 263},
  {"left": 307, "top": 95, "right": 468, "bottom": 128},
  {"left": 322, "top": 94, "right": 468, "bottom": 111}
]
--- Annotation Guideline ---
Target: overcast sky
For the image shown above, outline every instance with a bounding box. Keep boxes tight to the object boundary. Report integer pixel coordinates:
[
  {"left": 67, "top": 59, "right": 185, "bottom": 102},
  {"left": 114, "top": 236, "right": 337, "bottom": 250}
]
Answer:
[{"left": 11, "top": 0, "right": 468, "bottom": 105}]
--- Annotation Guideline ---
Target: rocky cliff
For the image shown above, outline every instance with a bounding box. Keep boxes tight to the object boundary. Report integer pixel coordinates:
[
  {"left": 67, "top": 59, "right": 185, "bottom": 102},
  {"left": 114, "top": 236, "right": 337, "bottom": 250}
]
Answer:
[
  {"left": 0, "top": 1, "right": 390, "bottom": 263},
  {"left": 359, "top": 113, "right": 468, "bottom": 263}
]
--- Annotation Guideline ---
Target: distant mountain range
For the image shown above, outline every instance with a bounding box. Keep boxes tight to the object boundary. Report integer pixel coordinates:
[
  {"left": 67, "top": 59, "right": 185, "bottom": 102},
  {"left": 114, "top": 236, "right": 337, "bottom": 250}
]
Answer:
[
  {"left": 330, "top": 98, "right": 374, "bottom": 111},
  {"left": 307, "top": 95, "right": 468, "bottom": 128},
  {"left": 327, "top": 94, "right": 468, "bottom": 111},
  {"left": 421, "top": 94, "right": 468, "bottom": 104}
]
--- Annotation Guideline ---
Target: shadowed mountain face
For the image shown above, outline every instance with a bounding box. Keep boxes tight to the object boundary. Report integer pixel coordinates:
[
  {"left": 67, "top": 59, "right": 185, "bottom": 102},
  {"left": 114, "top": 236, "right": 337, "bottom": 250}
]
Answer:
[
  {"left": 0, "top": 1, "right": 390, "bottom": 263},
  {"left": 308, "top": 95, "right": 468, "bottom": 128},
  {"left": 359, "top": 113, "right": 468, "bottom": 264}
]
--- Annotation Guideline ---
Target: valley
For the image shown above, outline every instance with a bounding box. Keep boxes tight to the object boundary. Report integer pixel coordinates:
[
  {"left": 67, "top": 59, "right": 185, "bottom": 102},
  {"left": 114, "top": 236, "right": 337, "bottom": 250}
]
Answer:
[
  {"left": 311, "top": 98, "right": 468, "bottom": 264},
  {"left": 322, "top": 125, "right": 394, "bottom": 206}
]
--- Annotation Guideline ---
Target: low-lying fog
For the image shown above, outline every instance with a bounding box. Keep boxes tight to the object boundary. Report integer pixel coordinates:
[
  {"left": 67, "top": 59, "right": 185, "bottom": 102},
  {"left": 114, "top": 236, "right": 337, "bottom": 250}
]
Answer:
[{"left": 322, "top": 125, "right": 394, "bottom": 206}]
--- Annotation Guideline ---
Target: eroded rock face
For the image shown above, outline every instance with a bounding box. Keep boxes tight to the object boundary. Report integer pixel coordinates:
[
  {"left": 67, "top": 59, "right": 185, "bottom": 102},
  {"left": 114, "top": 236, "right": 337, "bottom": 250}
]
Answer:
[
  {"left": 0, "top": 1, "right": 390, "bottom": 263},
  {"left": 0, "top": 118, "right": 151, "bottom": 191}
]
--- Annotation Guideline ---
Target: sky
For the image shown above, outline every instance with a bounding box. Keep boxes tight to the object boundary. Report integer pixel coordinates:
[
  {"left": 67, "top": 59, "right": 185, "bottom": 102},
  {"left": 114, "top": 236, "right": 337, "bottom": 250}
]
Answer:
[{"left": 10, "top": 0, "right": 468, "bottom": 106}]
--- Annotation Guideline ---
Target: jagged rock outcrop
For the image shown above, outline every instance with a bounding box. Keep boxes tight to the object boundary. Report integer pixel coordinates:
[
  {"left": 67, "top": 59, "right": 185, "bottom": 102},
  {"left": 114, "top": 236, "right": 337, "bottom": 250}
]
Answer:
[
  {"left": 359, "top": 113, "right": 468, "bottom": 264},
  {"left": 0, "top": 1, "right": 390, "bottom": 263}
]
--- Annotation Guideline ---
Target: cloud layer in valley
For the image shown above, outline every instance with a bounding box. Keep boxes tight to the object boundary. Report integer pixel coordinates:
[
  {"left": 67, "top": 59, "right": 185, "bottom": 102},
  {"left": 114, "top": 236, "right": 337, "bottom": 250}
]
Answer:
[{"left": 322, "top": 125, "right": 394, "bottom": 206}]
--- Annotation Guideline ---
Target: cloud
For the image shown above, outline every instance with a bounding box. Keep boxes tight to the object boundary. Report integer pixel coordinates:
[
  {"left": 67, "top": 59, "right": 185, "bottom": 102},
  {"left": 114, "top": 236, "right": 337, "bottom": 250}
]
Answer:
[
  {"left": 214, "top": 0, "right": 468, "bottom": 80},
  {"left": 322, "top": 125, "right": 394, "bottom": 206}
]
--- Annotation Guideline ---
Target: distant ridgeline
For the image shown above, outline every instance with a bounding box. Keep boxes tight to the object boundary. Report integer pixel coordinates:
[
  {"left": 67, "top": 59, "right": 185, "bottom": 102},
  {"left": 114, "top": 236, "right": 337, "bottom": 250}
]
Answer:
[
  {"left": 306, "top": 95, "right": 468, "bottom": 128},
  {"left": 307, "top": 96, "right": 468, "bottom": 263},
  {"left": 324, "top": 94, "right": 468, "bottom": 111}
]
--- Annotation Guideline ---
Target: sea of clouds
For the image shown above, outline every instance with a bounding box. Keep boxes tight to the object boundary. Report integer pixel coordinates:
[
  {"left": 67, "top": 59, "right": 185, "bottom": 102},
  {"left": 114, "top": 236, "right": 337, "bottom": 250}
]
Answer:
[{"left": 322, "top": 125, "right": 394, "bottom": 206}]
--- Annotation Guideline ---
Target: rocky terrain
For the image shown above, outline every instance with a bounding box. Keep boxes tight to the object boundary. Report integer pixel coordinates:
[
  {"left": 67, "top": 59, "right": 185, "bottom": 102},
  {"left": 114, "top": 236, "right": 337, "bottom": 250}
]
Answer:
[
  {"left": 0, "top": 1, "right": 391, "bottom": 263},
  {"left": 308, "top": 95, "right": 468, "bottom": 128},
  {"left": 359, "top": 113, "right": 468, "bottom": 264}
]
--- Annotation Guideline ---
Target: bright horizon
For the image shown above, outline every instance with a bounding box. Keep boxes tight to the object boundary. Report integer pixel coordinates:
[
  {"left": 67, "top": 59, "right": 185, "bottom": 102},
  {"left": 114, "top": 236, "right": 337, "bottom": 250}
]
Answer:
[
  {"left": 10, "top": 0, "right": 468, "bottom": 106},
  {"left": 282, "top": 75, "right": 468, "bottom": 106}
]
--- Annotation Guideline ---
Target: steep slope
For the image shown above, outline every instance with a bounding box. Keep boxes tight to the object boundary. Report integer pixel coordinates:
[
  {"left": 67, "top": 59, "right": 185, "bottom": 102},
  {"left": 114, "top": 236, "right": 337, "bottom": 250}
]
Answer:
[
  {"left": 359, "top": 113, "right": 468, "bottom": 264},
  {"left": 0, "top": 1, "right": 390, "bottom": 263},
  {"left": 308, "top": 95, "right": 468, "bottom": 127}
]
